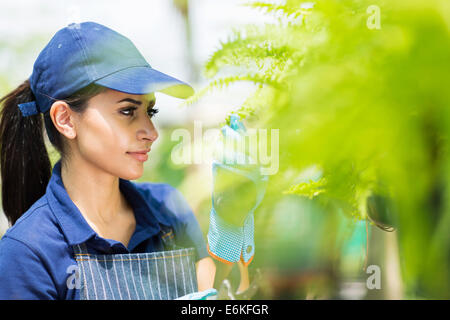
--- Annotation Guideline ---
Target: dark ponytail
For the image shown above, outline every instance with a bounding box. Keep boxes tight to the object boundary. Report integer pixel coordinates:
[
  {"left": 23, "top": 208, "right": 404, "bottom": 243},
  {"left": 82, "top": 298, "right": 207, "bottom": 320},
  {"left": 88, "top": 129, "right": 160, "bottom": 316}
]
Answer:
[
  {"left": 0, "top": 80, "right": 51, "bottom": 225},
  {"left": 0, "top": 80, "right": 106, "bottom": 226}
]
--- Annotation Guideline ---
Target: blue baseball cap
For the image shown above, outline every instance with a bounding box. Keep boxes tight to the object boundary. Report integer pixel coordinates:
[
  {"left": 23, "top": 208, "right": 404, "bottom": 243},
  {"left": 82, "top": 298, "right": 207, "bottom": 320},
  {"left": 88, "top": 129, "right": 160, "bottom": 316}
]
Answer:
[{"left": 18, "top": 21, "right": 195, "bottom": 117}]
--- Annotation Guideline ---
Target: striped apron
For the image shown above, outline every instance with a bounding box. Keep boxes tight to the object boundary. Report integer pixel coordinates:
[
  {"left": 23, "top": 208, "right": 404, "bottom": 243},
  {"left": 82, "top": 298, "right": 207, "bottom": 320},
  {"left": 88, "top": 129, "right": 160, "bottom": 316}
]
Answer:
[{"left": 72, "top": 226, "right": 199, "bottom": 300}]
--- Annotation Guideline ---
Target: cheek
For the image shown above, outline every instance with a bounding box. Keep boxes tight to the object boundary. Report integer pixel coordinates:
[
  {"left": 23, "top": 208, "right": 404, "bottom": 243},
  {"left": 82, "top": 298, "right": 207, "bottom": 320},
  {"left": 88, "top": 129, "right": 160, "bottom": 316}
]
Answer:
[
  {"left": 78, "top": 120, "right": 124, "bottom": 156},
  {"left": 77, "top": 118, "right": 143, "bottom": 179}
]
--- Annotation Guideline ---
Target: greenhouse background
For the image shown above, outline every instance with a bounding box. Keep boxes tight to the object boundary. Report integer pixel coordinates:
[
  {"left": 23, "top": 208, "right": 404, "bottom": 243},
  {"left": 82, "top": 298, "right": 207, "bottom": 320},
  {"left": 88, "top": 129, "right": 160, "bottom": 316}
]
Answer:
[{"left": 0, "top": 0, "right": 448, "bottom": 300}]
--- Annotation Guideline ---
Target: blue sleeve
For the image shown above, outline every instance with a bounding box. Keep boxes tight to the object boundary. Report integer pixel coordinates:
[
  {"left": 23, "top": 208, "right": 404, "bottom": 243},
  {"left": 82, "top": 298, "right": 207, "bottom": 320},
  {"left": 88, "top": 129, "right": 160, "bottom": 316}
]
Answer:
[
  {"left": 0, "top": 236, "right": 57, "bottom": 300},
  {"left": 159, "top": 185, "right": 209, "bottom": 262}
]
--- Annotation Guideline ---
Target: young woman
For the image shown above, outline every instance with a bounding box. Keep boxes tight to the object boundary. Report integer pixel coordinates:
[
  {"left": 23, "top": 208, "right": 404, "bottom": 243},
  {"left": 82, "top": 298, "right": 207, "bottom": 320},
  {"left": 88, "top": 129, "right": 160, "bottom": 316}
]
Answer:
[{"left": 0, "top": 21, "right": 253, "bottom": 300}]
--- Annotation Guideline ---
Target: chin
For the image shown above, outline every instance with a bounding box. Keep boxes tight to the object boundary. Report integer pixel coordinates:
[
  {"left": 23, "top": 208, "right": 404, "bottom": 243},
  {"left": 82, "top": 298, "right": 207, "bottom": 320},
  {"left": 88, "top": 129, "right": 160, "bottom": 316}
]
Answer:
[
  {"left": 120, "top": 166, "right": 144, "bottom": 181},
  {"left": 126, "top": 171, "right": 144, "bottom": 181}
]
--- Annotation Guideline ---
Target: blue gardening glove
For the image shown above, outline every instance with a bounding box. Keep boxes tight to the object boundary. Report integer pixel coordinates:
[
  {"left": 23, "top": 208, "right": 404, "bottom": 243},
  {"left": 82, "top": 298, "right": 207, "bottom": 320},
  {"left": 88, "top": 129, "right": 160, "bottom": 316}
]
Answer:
[{"left": 207, "top": 115, "right": 268, "bottom": 266}]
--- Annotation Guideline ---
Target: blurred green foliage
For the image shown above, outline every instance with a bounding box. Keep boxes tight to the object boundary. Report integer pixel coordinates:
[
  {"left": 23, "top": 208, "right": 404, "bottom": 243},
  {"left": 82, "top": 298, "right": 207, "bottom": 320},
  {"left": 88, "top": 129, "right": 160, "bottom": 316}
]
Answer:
[{"left": 185, "top": 0, "right": 450, "bottom": 299}]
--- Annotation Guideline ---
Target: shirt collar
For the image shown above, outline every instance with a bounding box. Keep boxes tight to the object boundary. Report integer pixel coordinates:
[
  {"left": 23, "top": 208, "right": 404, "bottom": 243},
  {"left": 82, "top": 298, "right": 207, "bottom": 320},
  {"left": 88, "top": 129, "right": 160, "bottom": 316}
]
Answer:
[{"left": 46, "top": 160, "right": 172, "bottom": 248}]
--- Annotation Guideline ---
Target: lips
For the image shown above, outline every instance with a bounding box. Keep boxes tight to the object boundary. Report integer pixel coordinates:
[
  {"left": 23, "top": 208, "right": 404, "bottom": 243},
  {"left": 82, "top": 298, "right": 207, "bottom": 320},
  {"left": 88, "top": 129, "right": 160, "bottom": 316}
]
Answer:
[
  {"left": 128, "top": 148, "right": 151, "bottom": 154},
  {"left": 126, "top": 148, "right": 151, "bottom": 162}
]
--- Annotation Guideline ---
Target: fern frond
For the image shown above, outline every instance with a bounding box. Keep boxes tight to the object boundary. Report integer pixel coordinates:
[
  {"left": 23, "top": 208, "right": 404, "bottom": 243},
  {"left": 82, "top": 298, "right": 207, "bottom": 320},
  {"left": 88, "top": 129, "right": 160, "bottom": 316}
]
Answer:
[
  {"left": 206, "top": 42, "right": 294, "bottom": 76},
  {"left": 242, "top": 0, "right": 313, "bottom": 20},
  {"left": 179, "top": 73, "right": 285, "bottom": 108},
  {"left": 283, "top": 178, "right": 327, "bottom": 199},
  {"left": 204, "top": 24, "right": 301, "bottom": 78}
]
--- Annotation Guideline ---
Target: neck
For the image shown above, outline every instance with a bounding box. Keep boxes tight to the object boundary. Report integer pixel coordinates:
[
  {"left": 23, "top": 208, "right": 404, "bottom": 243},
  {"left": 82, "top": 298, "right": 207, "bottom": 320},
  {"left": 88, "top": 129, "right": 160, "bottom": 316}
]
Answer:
[{"left": 61, "top": 155, "right": 125, "bottom": 225}]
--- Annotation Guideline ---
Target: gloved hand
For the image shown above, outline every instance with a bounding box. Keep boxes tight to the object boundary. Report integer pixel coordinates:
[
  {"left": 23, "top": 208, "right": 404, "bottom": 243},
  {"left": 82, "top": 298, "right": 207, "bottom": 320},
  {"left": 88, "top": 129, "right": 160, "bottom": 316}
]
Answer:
[{"left": 207, "top": 114, "right": 268, "bottom": 266}]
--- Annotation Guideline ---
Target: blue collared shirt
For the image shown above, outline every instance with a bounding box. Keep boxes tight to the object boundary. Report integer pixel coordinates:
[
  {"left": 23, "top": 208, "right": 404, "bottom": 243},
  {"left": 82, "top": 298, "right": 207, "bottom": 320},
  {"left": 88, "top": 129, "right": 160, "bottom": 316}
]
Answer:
[{"left": 0, "top": 160, "right": 208, "bottom": 300}]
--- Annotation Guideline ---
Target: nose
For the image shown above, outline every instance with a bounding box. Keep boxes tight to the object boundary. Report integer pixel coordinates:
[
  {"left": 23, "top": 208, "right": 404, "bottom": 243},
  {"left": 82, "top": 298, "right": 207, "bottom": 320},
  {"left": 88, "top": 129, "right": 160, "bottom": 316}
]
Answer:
[{"left": 137, "top": 118, "right": 159, "bottom": 143}]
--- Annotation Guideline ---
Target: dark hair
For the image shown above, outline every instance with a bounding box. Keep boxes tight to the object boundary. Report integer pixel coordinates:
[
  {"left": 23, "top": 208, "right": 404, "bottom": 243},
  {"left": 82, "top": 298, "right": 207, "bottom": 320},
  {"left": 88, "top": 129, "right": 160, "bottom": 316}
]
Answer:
[{"left": 0, "top": 80, "right": 106, "bottom": 225}]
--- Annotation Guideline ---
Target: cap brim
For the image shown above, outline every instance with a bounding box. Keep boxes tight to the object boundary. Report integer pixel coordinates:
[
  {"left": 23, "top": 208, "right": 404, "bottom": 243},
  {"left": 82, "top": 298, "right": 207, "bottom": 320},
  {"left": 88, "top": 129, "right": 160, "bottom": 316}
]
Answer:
[{"left": 94, "top": 66, "right": 195, "bottom": 99}]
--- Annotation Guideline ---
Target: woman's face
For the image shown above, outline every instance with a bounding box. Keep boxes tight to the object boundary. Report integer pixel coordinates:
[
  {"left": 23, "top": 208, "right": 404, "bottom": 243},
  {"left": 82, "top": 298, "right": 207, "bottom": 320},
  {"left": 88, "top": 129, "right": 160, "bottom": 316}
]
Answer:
[{"left": 72, "top": 89, "right": 159, "bottom": 180}]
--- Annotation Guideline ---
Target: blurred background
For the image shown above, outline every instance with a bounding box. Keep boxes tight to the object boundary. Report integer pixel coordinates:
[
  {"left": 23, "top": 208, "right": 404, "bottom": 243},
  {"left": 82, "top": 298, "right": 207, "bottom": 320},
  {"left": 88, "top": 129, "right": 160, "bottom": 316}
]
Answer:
[{"left": 1, "top": 0, "right": 449, "bottom": 300}]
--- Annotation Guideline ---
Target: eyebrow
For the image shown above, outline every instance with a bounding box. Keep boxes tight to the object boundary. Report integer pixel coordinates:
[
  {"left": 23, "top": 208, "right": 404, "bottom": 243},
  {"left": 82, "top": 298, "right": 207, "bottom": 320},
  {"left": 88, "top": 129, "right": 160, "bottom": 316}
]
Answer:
[{"left": 117, "top": 97, "right": 156, "bottom": 107}]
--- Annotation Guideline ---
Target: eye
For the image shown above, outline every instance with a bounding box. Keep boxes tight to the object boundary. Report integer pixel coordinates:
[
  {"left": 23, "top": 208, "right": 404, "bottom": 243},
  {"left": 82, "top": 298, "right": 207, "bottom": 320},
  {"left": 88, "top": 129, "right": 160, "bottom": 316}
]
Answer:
[
  {"left": 147, "top": 107, "right": 159, "bottom": 118},
  {"left": 120, "top": 106, "right": 159, "bottom": 118},
  {"left": 120, "top": 106, "right": 138, "bottom": 117}
]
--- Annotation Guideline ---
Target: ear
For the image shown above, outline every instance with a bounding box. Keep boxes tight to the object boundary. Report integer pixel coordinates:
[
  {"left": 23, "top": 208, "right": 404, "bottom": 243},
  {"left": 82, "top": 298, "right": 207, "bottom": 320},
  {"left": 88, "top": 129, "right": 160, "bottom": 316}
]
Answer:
[{"left": 49, "top": 101, "right": 77, "bottom": 140}]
